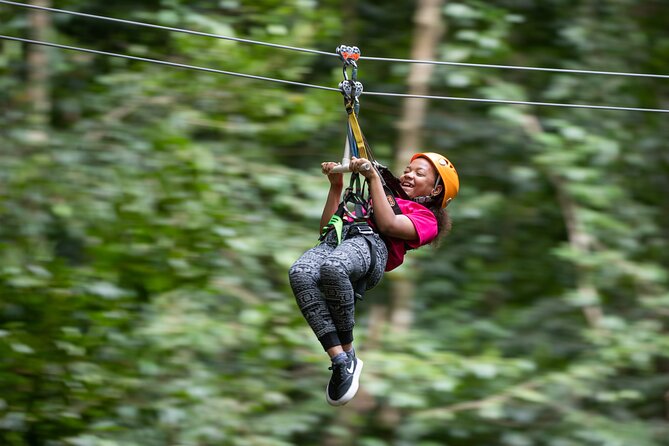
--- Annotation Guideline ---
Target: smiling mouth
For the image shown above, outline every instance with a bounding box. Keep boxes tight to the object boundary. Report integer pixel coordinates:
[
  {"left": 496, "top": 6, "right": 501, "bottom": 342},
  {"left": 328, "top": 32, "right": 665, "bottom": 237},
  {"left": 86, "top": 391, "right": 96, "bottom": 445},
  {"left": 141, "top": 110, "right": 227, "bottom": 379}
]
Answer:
[{"left": 400, "top": 183, "right": 415, "bottom": 196}]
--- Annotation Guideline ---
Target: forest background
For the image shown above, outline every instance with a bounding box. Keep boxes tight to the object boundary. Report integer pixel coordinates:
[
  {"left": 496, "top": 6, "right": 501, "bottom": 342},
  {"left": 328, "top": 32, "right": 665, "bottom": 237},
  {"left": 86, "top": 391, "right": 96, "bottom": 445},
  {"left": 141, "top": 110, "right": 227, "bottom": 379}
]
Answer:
[{"left": 2, "top": 1, "right": 669, "bottom": 445}]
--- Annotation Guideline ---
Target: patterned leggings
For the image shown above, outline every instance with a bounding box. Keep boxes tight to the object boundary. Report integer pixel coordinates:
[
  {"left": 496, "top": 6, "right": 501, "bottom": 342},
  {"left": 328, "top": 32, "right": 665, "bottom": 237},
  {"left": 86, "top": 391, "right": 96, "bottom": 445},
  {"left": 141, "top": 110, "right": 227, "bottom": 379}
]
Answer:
[{"left": 288, "top": 226, "right": 388, "bottom": 351}]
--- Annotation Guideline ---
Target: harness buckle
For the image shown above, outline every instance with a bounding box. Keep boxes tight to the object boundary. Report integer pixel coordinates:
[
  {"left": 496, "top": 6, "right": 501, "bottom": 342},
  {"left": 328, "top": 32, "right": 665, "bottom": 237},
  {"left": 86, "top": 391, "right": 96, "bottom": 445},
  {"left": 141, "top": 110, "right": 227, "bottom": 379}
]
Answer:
[{"left": 350, "top": 223, "right": 375, "bottom": 236}]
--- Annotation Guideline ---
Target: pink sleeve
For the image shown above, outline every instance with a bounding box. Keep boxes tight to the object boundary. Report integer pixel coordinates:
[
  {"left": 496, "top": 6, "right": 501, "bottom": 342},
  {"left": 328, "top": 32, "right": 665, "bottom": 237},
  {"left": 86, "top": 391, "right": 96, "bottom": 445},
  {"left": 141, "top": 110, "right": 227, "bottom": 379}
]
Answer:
[{"left": 399, "top": 200, "right": 438, "bottom": 249}]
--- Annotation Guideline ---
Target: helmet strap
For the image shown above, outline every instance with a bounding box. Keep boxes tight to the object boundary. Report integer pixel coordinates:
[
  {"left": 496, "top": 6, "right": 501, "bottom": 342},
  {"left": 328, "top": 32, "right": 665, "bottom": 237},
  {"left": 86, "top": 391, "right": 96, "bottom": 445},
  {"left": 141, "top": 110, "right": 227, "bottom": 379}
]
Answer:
[
  {"left": 412, "top": 195, "right": 438, "bottom": 206},
  {"left": 411, "top": 173, "right": 444, "bottom": 207},
  {"left": 431, "top": 176, "right": 443, "bottom": 197}
]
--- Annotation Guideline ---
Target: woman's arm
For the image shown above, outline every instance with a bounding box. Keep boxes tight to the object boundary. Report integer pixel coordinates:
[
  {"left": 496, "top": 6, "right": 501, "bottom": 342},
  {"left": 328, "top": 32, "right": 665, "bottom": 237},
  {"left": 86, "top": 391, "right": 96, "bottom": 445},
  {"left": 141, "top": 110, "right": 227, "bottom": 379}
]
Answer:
[
  {"left": 350, "top": 157, "right": 419, "bottom": 241},
  {"left": 319, "top": 162, "right": 344, "bottom": 232}
]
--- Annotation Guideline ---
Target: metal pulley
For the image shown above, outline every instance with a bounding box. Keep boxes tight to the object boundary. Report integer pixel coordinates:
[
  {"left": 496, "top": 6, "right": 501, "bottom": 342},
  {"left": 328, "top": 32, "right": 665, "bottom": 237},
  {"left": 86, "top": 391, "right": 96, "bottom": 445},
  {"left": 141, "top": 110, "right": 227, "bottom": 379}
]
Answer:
[
  {"left": 338, "top": 80, "right": 363, "bottom": 100},
  {"left": 336, "top": 45, "right": 360, "bottom": 66}
]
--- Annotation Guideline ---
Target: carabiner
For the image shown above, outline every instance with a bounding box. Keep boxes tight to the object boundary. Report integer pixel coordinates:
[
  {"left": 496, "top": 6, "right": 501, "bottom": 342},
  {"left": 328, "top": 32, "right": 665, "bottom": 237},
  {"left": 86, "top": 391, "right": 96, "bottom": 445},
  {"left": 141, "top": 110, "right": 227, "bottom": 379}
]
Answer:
[{"left": 336, "top": 45, "right": 361, "bottom": 81}]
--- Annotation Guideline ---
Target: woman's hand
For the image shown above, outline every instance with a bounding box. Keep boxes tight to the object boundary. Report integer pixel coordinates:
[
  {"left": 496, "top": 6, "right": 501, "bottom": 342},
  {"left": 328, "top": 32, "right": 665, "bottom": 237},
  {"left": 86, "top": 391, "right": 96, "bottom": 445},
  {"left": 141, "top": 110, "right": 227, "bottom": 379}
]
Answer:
[
  {"left": 350, "top": 157, "right": 377, "bottom": 180},
  {"left": 321, "top": 162, "right": 344, "bottom": 186}
]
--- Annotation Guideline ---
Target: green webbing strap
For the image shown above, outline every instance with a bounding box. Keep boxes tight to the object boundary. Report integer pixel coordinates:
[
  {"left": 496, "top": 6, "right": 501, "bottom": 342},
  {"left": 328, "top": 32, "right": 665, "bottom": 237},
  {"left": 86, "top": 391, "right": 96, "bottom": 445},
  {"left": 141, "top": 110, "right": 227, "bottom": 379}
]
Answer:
[
  {"left": 322, "top": 213, "right": 344, "bottom": 245},
  {"left": 319, "top": 174, "right": 371, "bottom": 246}
]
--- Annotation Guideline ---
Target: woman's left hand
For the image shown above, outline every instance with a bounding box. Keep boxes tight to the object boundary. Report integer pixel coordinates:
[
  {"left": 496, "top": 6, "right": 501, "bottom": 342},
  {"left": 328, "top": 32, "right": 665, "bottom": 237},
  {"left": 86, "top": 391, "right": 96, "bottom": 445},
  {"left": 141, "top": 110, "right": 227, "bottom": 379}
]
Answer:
[{"left": 350, "top": 156, "right": 377, "bottom": 180}]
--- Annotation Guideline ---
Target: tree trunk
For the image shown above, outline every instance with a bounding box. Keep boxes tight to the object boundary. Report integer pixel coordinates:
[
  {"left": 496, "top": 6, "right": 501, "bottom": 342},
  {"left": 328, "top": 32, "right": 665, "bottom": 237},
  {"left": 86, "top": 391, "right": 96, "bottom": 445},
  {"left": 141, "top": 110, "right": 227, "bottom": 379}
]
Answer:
[
  {"left": 373, "top": 0, "right": 446, "bottom": 431},
  {"left": 395, "top": 0, "right": 446, "bottom": 167},
  {"left": 390, "top": 0, "right": 446, "bottom": 335},
  {"left": 26, "top": 0, "right": 52, "bottom": 133}
]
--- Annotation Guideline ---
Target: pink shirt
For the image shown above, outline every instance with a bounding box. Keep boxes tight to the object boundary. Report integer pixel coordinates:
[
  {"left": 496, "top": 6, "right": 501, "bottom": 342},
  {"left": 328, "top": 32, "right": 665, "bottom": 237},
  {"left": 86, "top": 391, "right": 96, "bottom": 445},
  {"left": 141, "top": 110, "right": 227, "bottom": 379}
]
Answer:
[{"left": 383, "top": 198, "right": 438, "bottom": 271}]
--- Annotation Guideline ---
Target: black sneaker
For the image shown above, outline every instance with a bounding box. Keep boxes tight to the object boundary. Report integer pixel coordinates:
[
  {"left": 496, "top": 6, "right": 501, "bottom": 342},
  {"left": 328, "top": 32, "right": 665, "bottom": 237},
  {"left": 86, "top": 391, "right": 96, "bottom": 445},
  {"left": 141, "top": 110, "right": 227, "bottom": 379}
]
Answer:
[{"left": 326, "top": 353, "right": 363, "bottom": 406}]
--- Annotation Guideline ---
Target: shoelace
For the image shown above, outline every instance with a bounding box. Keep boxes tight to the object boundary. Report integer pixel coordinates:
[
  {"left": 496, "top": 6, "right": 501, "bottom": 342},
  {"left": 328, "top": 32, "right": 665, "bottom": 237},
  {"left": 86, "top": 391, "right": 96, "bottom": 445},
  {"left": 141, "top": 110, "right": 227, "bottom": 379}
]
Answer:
[{"left": 328, "top": 361, "right": 349, "bottom": 377}]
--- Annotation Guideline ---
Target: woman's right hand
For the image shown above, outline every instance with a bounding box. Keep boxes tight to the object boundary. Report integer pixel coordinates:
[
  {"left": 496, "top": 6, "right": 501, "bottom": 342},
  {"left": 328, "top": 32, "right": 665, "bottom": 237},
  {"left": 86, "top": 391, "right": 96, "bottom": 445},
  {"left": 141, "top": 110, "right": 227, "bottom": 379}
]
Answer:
[{"left": 321, "top": 162, "right": 344, "bottom": 186}]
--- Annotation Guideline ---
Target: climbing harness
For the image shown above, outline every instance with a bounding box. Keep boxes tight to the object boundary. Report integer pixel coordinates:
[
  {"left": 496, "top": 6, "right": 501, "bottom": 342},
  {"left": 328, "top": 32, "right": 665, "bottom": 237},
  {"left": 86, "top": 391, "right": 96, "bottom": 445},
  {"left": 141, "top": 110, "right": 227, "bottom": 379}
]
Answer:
[
  {"left": 328, "top": 46, "right": 406, "bottom": 214},
  {"left": 320, "top": 45, "right": 407, "bottom": 302},
  {"left": 320, "top": 46, "right": 372, "bottom": 246},
  {"left": 321, "top": 46, "right": 391, "bottom": 245}
]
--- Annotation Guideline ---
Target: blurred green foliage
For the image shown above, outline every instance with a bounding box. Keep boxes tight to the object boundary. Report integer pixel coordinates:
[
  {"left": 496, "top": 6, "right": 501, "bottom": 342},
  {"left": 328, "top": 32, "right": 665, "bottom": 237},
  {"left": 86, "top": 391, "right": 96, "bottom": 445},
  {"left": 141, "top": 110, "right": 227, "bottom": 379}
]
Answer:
[{"left": 1, "top": 0, "right": 669, "bottom": 445}]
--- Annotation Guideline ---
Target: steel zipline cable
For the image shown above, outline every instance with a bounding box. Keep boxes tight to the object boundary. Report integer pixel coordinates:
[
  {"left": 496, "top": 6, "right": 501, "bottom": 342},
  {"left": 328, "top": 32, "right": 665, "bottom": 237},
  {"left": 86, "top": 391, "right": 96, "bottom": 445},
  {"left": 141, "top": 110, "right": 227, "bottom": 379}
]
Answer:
[
  {"left": 2, "top": 0, "right": 669, "bottom": 80},
  {"left": 0, "top": 35, "right": 339, "bottom": 92},
  {"left": 0, "top": 0, "right": 333, "bottom": 57},
  {"left": 363, "top": 55, "right": 669, "bottom": 80},
  {"left": 2, "top": 35, "right": 668, "bottom": 114}
]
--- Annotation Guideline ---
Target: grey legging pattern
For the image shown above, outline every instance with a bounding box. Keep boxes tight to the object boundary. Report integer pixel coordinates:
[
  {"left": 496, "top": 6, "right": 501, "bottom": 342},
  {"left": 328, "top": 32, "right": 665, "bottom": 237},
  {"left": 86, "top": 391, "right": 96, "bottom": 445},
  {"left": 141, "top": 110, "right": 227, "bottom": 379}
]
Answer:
[{"left": 289, "top": 227, "right": 388, "bottom": 350}]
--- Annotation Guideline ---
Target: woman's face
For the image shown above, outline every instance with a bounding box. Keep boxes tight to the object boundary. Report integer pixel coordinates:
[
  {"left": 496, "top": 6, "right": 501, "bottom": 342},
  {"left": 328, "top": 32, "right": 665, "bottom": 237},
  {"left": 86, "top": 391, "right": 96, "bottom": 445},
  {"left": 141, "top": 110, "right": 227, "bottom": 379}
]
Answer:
[{"left": 399, "top": 157, "right": 442, "bottom": 198}]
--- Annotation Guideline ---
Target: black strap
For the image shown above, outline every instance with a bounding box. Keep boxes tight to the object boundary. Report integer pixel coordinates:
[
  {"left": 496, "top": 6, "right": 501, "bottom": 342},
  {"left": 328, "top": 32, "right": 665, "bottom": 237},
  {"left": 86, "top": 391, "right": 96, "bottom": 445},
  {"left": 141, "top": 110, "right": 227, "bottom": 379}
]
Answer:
[
  {"left": 376, "top": 162, "right": 409, "bottom": 199},
  {"left": 345, "top": 223, "right": 377, "bottom": 303},
  {"left": 319, "top": 173, "right": 371, "bottom": 244},
  {"left": 373, "top": 162, "right": 406, "bottom": 217}
]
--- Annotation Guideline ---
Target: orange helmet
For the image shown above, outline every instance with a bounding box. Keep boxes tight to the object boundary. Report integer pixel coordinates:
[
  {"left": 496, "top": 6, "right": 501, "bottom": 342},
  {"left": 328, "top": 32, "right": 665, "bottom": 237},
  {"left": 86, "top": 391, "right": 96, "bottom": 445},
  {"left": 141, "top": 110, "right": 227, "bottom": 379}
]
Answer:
[{"left": 411, "top": 152, "right": 459, "bottom": 208}]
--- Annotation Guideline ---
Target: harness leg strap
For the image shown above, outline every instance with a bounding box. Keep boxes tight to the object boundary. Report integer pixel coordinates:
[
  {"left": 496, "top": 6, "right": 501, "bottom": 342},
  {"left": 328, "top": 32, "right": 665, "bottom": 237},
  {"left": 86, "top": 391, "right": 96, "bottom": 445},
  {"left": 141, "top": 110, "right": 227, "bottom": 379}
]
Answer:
[{"left": 347, "top": 224, "right": 378, "bottom": 303}]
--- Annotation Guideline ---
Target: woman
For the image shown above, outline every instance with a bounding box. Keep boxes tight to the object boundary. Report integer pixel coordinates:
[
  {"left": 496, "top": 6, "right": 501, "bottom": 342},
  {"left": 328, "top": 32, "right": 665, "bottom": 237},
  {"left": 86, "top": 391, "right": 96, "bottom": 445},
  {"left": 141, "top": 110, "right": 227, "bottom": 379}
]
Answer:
[{"left": 289, "top": 152, "right": 459, "bottom": 406}]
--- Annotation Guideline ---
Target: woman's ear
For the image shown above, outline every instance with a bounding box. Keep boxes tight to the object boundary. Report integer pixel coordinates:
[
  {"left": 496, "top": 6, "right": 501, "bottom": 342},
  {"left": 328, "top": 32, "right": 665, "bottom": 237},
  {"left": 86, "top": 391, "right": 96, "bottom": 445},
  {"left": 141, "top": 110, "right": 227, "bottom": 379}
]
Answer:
[{"left": 432, "top": 184, "right": 443, "bottom": 196}]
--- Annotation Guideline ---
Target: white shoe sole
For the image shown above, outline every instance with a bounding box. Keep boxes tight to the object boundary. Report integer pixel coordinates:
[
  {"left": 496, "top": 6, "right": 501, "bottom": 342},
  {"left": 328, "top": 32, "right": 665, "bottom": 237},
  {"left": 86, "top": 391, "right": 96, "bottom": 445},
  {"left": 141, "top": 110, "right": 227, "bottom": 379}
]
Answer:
[{"left": 326, "top": 358, "right": 364, "bottom": 406}]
